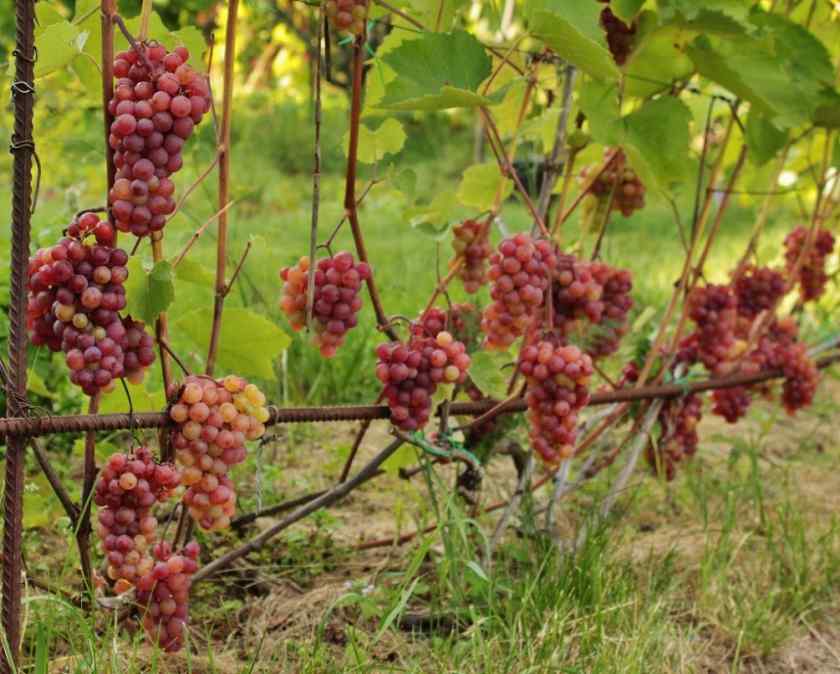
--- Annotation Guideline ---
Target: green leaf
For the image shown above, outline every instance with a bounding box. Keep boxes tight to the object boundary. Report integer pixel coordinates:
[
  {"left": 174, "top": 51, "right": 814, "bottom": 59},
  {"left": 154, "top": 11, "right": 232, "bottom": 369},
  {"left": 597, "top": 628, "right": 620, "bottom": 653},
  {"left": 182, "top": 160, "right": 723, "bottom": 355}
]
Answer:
[
  {"left": 382, "top": 443, "right": 418, "bottom": 476},
  {"left": 468, "top": 350, "right": 511, "bottom": 400},
  {"left": 528, "top": 3, "right": 619, "bottom": 82},
  {"left": 173, "top": 257, "right": 215, "bottom": 286},
  {"left": 392, "top": 168, "right": 418, "bottom": 199},
  {"left": 745, "top": 113, "right": 788, "bottom": 166},
  {"left": 343, "top": 118, "right": 406, "bottom": 164},
  {"left": 35, "top": 20, "right": 82, "bottom": 79},
  {"left": 622, "top": 96, "right": 692, "bottom": 193},
  {"left": 71, "top": 51, "right": 101, "bottom": 93},
  {"left": 578, "top": 79, "right": 622, "bottom": 146},
  {"left": 622, "top": 25, "right": 695, "bottom": 98},
  {"left": 404, "top": 0, "right": 470, "bottom": 32},
  {"left": 376, "top": 31, "right": 499, "bottom": 111},
  {"left": 456, "top": 163, "right": 511, "bottom": 211},
  {"left": 612, "top": 0, "right": 646, "bottom": 23},
  {"left": 36, "top": 3, "right": 67, "bottom": 27},
  {"left": 174, "top": 307, "right": 290, "bottom": 380},
  {"left": 124, "top": 258, "right": 175, "bottom": 325},
  {"left": 405, "top": 190, "right": 458, "bottom": 236},
  {"left": 26, "top": 368, "right": 56, "bottom": 400}
]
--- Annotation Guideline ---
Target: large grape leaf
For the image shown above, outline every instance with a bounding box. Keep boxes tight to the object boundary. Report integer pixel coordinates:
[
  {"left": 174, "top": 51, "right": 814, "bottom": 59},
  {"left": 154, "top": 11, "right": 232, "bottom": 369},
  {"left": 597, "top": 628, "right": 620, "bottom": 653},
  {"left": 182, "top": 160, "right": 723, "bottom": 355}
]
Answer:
[
  {"left": 342, "top": 119, "right": 406, "bottom": 164},
  {"left": 34, "top": 20, "right": 83, "bottom": 79},
  {"left": 375, "top": 31, "right": 501, "bottom": 111},
  {"left": 659, "top": 0, "right": 751, "bottom": 22},
  {"left": 456, "top": 163, "right": 512, "bottom": 211},
  {"left": 527, "top": 1, "right": 619, "bottom": 82},
  {"left": 124, "top": 258, "right": 175, "bottom": 325},
  {"left": 174, "top": 307, "right": 290, "bottom": 380},
  {"left": 612, "top": 0, "right": 647, "bottom": 23},
  {"left": 468, "top": 351, "right": 511, "bottom": 400},
  {"left": 744, "top": 113, "right": 788, "bottom": 167}
]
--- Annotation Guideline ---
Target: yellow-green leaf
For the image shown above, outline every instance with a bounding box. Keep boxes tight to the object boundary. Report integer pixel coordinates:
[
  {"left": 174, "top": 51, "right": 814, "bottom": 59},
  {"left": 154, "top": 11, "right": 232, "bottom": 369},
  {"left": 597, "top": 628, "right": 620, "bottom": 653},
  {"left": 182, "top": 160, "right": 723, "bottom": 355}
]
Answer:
[
  {"left": 343, "top": 119, "right": 406, "bottom": 164},
  {"left": 457, "top": 163, "right": 512, "bottom": 211}
]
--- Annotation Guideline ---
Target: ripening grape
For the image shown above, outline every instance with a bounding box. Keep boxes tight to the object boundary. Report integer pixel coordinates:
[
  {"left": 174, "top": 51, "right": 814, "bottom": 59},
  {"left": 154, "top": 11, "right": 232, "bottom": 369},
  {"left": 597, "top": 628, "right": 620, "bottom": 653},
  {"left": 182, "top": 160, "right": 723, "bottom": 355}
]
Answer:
[
  {"left": 324, "top": 0, "right": 368, "bottom": 36},
  {"left": 584, "top": 150, "right": 645, "bottom": 217},
  {"left": 94, "top": 447, "right": 180, "bottom": 594},
  {"left": 685, "top": 284, "right": 738, "bottom": 374},
  {"left": 279, "top": 252, "right": 370, "bottom": 358},
  {"left": 26, "top": 213, "right": 155, "bottom": 396},
  {"left": 170, "top": 375, "right": 269, "bottom": 530},
  {"left": 646, "top": 393, "right": 703, "bottom": 481},
  {"left": 108, "top": 43, "right": 209, "bottom": 237},
  {"left": 783, "top": 226, "right": 835, "bottom": 302},
  {"left": 375, "top": 331, "right": 471, "bottom": 431},
  {"left": 519, "top": 338, "right": 593, "bottom": 465},
  {"left": 451, "top": 219, "right": 492, "bottom": 294},
  {"left": 711, "top": 386, "right": 751, "bottom": 423},
  {"left": 135, "top": 539, "right": 200, "bottom": 652},
  {"left": 733, "top": 265, "right": 786, "bottom": 325},
  {"left": 588, "top": 264, "right": 633, "bottom": 358},
  {"left": 481, "top": 233, "right": 557, "bottom": 350}
]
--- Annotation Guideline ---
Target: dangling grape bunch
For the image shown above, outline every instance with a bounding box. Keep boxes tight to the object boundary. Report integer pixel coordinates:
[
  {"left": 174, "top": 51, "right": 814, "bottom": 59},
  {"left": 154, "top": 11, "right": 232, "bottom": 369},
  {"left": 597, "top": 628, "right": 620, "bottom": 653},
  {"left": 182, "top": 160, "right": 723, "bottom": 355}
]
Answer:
[
  {"left": 108, "top": 43, "right": 210, "bottom": 237},
  {"left": 451, "top": 219, "right": 493, "bottom": 294},
  {"left": 325, "top": 0, "right": 368, "bottom": 36},
  {"left": 583, "top": 150, "right": 645, "bottom": 217}
]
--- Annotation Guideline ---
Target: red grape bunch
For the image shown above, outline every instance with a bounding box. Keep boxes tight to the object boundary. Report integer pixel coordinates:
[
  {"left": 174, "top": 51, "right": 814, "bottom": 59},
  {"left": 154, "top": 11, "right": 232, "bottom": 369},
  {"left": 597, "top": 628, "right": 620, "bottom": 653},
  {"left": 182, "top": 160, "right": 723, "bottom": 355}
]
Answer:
[
  {"left": 711, "top": 386, "right": 752, "bottom": 424},
  {"left": 451, "top": 219, "right": 493, "bottom": 294},
  {"left": 135, "top": 540, "right": 200, "bottom": 652},
  {"left": 685, "top": 284, "right": 738, "bottom": 374},
  {"left": 733, "top": 265, "right": 786, "bottom": 325},
  {"left": 413, "top": 303, "right": 482, "bottom": 353},
  {"left": 588, "top": 264, "right": 633, "bottom": 358},
  {"left": 584, "top": 151, "right": 646, "bottom": 217},
  {"left": 783, "top": 226, "right": 835, "bottom": 302},
  {"left": 375, "top": 331, "right": 471, "bottom": 431},
  {"left": 279, "top": 252, "right": 370, "bottom": 358},
  {"left": 325, "top": 0, "right": 368, "bottom": 36},
  {"left": 519, "top": 339, "right": 593, "bottom": 465},
  {"left": 646, "top": 393, "right": 703, "bottom": 481},
  {"left": 108, "top": 43, "right": 210, "bottom": 237},
  {"left": 169, "top": 375, "right": 270, "bottom": 530},
  {"left": 597, "top": 1, "right": 637, "bottom": 65},
  {"left": 481, "top": 233, "right": 557, "bottom": 350},
  {"left": 94, "top": 447, "right": 181, "bottom": 595},
  {"left": 552, "top": 255, "right": 605, "bottom": 330},
  {"left": 26, "top": 213, "right": 156, "bottom": 395}
]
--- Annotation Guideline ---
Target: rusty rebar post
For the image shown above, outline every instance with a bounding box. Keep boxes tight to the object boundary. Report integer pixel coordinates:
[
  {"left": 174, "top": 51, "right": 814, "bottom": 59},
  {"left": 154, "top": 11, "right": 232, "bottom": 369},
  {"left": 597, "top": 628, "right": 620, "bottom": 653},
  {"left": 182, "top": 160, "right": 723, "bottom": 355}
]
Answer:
[{"left": 3, "top": 0, "right": 35, "bottom": 669}]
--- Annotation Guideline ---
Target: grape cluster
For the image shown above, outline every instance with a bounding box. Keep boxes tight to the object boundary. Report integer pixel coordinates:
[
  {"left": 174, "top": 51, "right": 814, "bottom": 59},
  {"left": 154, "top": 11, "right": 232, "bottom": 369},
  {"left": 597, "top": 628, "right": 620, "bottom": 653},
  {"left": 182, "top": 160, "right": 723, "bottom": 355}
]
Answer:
[
  {"left": 779, "top": 343, "right": 819, "bottom": 414},
  {"left": 597, "top": 2, "right": 637, "bottom": 65},
  {"left": 136, "top": 540, "right": 200, "bottom": 652},
  {"left": 170, "top": 375, "right": 270, "bottom": 530},
  {"left": 783, "top": 226, "right": 835, "bottom": 302},
  {"left": 588, "top": 264, "right": 633, "bottom": 358},
  {"left": 108, "top": 43, "right": 209, "bottom": 237},
  {"left": 711, "top": 386, "right": 751, "bottom": 424},
  {"left": 685, "top": 284, "right": 737, "bottom": 373},
  {"left": 585, "top": 152, "right": 645, "bottom": 217},
  {"left": 375, "top": 331, "right": 471, "bottom": 431},
  {"left": 413, "top": 303, "right": 482, "bottom": 353},
  {"left": 26, "top": 213, "right": 156, "bottom": 395},
  {"left": 519, "top": 339, "right": 593, "bottom": 465},
  {"left": 646, "top": 393, "right": 703, "bottom": 481},
  {"left": 325, "top": 0, "right": 368, "bottom": 36},
  {"left": 451, "top": 219, "right": 492, "bottom": 294},
  {"left": 279, "top": 252, "right": 370, "bottom": 358},
  {"left": 733, "top": 265, "right": 786, "bottom": 323},
  {"left": 481, "top": 234, "right": 557, "bottom": 350},
  {"left": 94, "top": 447, "right": 181, "bottom": 594}
]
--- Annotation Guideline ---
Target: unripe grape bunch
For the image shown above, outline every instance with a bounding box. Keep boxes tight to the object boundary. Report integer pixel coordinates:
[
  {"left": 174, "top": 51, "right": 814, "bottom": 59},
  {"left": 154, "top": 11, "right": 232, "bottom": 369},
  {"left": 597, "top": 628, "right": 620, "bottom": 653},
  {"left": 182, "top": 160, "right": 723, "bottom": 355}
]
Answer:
[
  {"left": 108, "top": 43, "right": 210, "bottom": 237},
  {"left": 169, "top": 375, "right": 270, "bottom": 530},
  {"left": 481, "top": 233, "right": 557, "bottom": 350},
  {"left": 136, "top": 540, "right": 200, "bottom": 653},
  {"left": 325, "top": 0, "right": 368, "bottom": 36},
  {"left": 519, "top": 339, "right": 593, "bottom": 465},
  {"left": 376, "top": 331, "right": 471, "bottom": 431},
  {"left": 279, "top": 252, "right": 370, "bottom": 358},
  {"left": 26, "top": 213, "right": 156, "bottom": 396},
  {"left": 94, "top": 447, "right": 181, "bottom": 594},
  {"left": 451, "top": 219, "right": 493, "bottom": 294}
]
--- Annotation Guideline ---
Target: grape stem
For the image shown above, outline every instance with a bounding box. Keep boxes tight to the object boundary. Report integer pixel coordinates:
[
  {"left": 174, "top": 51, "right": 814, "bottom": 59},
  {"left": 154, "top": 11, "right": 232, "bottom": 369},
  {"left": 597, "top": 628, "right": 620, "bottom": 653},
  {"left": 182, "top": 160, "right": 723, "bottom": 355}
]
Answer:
[
  {"left": 76, "top": 394, "right": 100, "bottom": 606},
  {"left": 30, "top": 439, "right": 79, "bottom": 523},
  {"left": 151, "top": 234, "right": 174, "bottom": 409},
  {"left": 344, "top": 37, "right": 398, "bottom": 341},
  {"left": 100, "top": 0, "right": 116, "bottom": 216},
  {"left": 171, "top": 200, "right": 235, "bottom": 268},
  {"left": 206, "top": 0, "right": 240, "bottom": 375},
  {"left": 536, "top": 64, "right": 576, "bottom": 220},
  {"left": 552, "top": 148, "right": 621, "bottom": 235},
  {"left": 306, "top": 10, "right": 324, "bottom": 332}
]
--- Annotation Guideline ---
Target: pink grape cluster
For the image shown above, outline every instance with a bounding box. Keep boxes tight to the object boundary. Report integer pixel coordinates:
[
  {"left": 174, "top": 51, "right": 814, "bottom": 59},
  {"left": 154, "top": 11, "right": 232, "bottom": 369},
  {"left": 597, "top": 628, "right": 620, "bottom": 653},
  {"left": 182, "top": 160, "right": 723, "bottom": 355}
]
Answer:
[
  {"left": 711, "top": 386, "right": 752, "bottom": 424},
  {"left": 325, "top": 0, "right": 368, "bottom": 35},
  {"left": 170, "top": 375, "right": 270, "bottom": 530},
  {"left": 646, "top": 393, "right": 703, "bottom": 481},
  {"left": 588, "top": 264, "right": 633, "bottom": 358},
  {"left": 685, "top": 284, "right": 737, "bottom": 374},
  {"left": 26, "top": 213, "right": 156, "bottom": 395},
  {"left": 733, "top": 265, "right": 786, "bottom": 324},
  {"left": 136, "top": 540, "right": 200, "bottom": 652},
  {"left": 376, "top": 331, "right": 471, "bottom": 431},
  {"left": 783, "top": 226, "right": 835, "bottom": 302},
  {"left": 94, "top": 447, "right": 181, "bottom": 594},
  {"left": 108, "top": 43, "right": 209, "bottom": 237},
  {"left": 451, "top": 219, "right": 493, "bottom": 294},
  {"left": 413, "top": 303, "right": 482, "bottom": 353},
  {"left": 519, "top": 339, "right": 593, "bottom": 465},
  {"left": 481, "top": 233, "right": 557, "bottom": 350},
  {"left": 279, "top": 252, "right": 370, "bottom": 358},
  {"left": 585, "top": 151, "right": 645, "bottom": 216}
]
